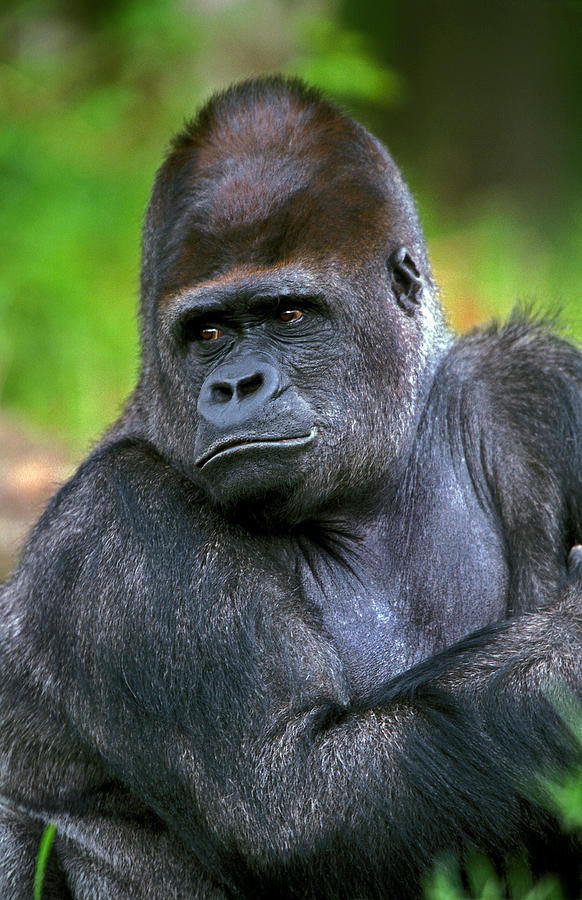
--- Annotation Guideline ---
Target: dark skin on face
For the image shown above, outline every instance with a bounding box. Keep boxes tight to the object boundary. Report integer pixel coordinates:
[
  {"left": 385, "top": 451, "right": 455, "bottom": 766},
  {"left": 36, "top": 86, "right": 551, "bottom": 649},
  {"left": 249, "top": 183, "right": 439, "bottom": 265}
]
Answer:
[{"left": 1, "top": 77, "right": 582, "bottom": 900}]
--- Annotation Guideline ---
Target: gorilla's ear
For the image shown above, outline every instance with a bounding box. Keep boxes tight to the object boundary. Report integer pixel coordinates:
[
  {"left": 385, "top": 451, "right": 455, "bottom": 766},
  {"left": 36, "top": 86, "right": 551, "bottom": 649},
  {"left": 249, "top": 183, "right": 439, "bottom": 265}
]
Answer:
[{"left": 388, "top": 246, "right": 422, "bottom": 315}]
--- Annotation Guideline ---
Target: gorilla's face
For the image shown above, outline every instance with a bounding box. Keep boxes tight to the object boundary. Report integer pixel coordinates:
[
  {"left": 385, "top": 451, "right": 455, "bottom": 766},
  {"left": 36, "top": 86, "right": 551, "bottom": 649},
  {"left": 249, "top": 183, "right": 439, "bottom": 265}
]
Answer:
[
  {"left": 153, "top": 266, "right": 421, "bottom": 523},
  {"left": 167, "top": 267, "right": 342, "bottom": 513}
]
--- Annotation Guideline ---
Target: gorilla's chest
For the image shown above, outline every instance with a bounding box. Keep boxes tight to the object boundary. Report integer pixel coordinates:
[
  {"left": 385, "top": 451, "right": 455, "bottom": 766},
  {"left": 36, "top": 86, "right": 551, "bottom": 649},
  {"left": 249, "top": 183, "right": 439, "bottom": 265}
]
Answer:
[{"left": 292, "top": 498, "right": 508, "bottom": 696}]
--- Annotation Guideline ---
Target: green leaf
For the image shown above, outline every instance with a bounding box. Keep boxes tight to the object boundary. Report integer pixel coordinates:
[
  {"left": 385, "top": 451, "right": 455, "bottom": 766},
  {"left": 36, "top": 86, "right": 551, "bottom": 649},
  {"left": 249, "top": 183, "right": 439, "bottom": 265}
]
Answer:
[{"left": 34, "top": 822, "right": 57, "bottom": 900}]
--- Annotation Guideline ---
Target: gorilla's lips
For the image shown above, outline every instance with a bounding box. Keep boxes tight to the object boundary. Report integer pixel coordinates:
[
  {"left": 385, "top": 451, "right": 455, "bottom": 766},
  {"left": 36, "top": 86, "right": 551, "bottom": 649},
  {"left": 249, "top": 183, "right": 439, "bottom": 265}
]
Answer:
[{"left": 196, "top": 428, "right": 317, "bottom": 469}]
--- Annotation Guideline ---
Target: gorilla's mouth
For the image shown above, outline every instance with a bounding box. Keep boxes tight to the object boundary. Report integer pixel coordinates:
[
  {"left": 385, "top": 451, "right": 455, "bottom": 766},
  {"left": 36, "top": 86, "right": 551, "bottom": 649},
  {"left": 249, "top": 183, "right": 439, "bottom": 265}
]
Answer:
[{"left": 196, "top": 428, "right": 317, "bottom": 469}]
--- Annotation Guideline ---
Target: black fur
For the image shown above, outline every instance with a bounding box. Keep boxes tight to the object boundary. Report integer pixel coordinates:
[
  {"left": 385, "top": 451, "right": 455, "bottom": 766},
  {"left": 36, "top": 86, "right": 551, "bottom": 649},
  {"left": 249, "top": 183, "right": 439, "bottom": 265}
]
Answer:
[{"left": 2, "top": 77, "right": 582, "bottom": 899}]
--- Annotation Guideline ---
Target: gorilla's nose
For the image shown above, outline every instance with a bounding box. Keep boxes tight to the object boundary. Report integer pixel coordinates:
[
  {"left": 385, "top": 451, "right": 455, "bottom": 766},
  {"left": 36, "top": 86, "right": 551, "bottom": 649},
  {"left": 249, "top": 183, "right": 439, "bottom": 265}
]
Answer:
[{"left": 197, "top": 356, "right": 280, "bottom": 428}]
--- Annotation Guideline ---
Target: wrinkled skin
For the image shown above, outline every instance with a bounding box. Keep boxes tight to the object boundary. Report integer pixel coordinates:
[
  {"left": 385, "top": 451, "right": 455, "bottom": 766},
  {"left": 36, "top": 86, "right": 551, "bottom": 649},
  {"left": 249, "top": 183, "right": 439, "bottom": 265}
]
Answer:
[{"left": 1, "top": 77, "right": 582, "bottom": 899}]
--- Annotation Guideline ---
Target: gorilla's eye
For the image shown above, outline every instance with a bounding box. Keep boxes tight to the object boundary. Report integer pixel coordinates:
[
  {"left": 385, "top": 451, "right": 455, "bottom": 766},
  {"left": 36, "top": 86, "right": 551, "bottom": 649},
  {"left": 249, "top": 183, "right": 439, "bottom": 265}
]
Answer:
[
  {"left": 277, "top": 309, "right": 303, "bottom": 324},
  {"left": 200, "top": 327, "right": 224, "bottom": 341}
]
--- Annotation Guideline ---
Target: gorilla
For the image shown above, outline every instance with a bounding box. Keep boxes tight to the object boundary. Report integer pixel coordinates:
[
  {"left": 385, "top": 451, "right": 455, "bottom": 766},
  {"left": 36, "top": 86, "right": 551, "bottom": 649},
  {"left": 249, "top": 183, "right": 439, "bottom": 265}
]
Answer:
[{"left": 1, "top": 76, "right": 582, "bottom": 899}]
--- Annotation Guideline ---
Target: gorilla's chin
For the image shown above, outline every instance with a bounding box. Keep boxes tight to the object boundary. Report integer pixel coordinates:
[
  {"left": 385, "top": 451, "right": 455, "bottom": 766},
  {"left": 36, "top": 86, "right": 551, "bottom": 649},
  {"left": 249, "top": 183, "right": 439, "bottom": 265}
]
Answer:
[{"left": 197, "top": 447, "right": 320, "bottom": 525}]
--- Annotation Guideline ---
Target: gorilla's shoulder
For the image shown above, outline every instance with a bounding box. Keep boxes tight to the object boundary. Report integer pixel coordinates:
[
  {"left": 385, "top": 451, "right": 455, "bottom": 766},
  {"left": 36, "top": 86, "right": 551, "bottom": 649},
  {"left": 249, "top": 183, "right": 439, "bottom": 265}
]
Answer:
[
  {"left": 432, "top": 311, "right": 582, "bottom": 423},
  {"left": 431, "top": 311, "right": 582, "bottom": 498},
  {"left": 444, "top": 310, "right": 582, "bottom": 389},
  {"left": 20, "top": 437, "right": 204, "bottom": 568}
]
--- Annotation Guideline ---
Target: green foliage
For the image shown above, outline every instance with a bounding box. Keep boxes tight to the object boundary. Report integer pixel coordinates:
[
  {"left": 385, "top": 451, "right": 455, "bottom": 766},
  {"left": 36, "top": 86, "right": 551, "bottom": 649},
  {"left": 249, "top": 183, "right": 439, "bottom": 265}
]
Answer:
[
  {"left": 424, "top": 194, "right": 582, "bottom": 338},
  {"left": 34, "top": 822, "right": 56, "bottom": 900},
  {"left": 0, "top": 0, "right": 206, "bottom": 445},
  {"left": 425, "top": 854, "right": 563, "bottom": 900},
  {"left": 290, "top": 15, "right": 402, "bottom": 104},
  {"left": 547, "top": 767, "right": 582, "bottom": 832}
]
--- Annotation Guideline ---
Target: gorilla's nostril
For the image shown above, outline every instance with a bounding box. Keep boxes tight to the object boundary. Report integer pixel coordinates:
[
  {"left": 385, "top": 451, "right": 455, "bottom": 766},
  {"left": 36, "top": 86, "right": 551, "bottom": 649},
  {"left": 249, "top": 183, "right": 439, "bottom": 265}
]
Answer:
[
  {"left": 237, "top": 373, "right": 264, "bottom": 400},
  {"left": 211, "top": 382, "right": 234, "bottom": 403}
]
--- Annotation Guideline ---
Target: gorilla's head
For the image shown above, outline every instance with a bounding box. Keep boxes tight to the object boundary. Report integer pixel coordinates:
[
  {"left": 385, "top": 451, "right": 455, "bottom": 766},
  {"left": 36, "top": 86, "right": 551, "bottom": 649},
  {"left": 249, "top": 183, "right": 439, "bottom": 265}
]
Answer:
[{"left": 135, "top": 77, "right": 450, "bottom": 523}]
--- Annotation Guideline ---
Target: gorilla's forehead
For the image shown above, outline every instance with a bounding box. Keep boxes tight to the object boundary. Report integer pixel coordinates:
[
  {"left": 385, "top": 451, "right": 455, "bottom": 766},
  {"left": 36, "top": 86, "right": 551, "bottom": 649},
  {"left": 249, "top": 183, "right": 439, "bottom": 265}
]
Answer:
[
  {"left": 161, "top": 148, "right": 389, "bottom": 293},
  {"left": 200, "top": 150, "right": 383, "bottom": 230},
  {"left": 191, "top": 105, "right": 389, "bottom": 224}
]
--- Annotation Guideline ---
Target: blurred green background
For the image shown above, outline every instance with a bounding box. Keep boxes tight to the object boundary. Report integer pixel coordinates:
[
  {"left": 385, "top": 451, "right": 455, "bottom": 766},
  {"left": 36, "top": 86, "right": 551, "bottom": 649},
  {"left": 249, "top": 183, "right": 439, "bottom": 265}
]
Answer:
[{"left": 1, "top": 0, "right": 581, "bottom": 452}]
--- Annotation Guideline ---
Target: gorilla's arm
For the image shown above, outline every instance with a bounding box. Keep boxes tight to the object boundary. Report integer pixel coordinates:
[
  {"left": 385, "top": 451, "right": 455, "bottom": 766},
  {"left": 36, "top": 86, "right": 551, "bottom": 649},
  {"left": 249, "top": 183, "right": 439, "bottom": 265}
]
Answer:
[
  {"left": 441, "top": 315, "right": 582, "bottom": 612},
  {"left": 2, "top": 439, "right": 581, "bottom": 898}
]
